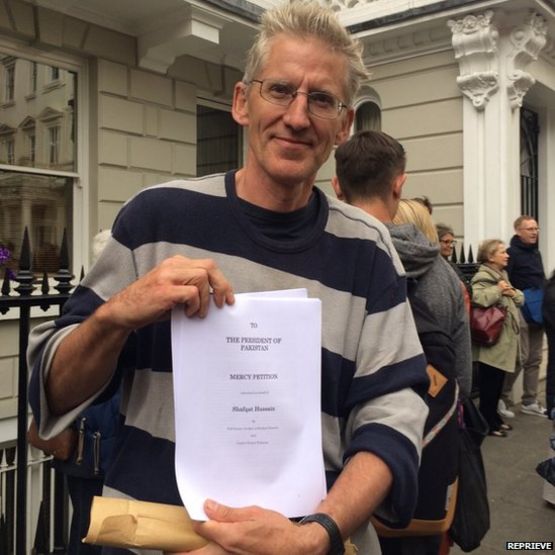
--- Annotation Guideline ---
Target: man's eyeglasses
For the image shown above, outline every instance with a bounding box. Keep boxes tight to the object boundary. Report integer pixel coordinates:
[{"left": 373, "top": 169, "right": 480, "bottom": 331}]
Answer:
[
  {"left": 520, "top": 227, "right": 540, "bottom": 232},
  {"left": 440, "top": 239, "right": 457, "bottom": 246},
  {"left": 248, "top": 79, "right": 347, "bottom": 120}
]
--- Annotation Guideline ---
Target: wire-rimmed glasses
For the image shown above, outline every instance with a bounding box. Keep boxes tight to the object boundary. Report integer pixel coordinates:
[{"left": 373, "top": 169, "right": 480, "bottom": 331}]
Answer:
[{"left": 249, "top": 79, "right": 347, "bottom": 120}]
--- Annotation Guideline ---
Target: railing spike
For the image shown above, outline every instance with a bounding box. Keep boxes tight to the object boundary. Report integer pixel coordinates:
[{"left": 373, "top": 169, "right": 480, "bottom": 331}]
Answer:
[
  {"left": 451, "top": 245, "right": 458, "bottom": 264},
  {"left": 53, "top": 228, "right": 74, "bottom": 295},
  {"left": 80, "top": 266, "right": 85, "bottom": 282},
  {"left": 14, "top": 227, "right": 35, "bottom": 296},
  {"left": 468, "top": 244, "right": 475, "bottom": 263},
  {"left": 459, "top": 244, "right": 466, "bottom": 264},
  {"left": 59, "top": 228, "right": 69, "bottom": 270},
  {"left": 1, "top": 268, "right": 10, "bottom": 296},
  {"left": 19, "top": 227, "right": 31, "bottom": 271}
]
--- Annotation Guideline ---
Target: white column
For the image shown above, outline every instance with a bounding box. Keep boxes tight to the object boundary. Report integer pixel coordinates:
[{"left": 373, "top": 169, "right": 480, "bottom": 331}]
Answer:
[{"left": 448, "top": 10, "right": 547, "bottom": 252}]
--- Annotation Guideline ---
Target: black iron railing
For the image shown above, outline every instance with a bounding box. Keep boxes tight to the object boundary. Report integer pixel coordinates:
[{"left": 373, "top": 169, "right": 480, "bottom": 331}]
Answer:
[
  {"left": 450, "top": 242, "right": 479, "bottom": 283},
  {"left": 0, "top": 227, "right": 78, "bottom": 555}
]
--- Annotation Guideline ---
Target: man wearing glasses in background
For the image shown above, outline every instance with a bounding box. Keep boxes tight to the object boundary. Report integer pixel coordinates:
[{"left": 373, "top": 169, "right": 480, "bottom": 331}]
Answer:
[
  {"left": 500, "top": 215, "right": 547, "bottom": 418},
  {"left": 28, "top": 2, "right": 428, "bottom": 553}
]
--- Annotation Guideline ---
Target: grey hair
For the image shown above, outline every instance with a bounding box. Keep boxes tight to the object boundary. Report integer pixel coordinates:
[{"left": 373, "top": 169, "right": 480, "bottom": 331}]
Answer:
[
  {"left": 243, "top": 0, "right": 367, "bottom": 104},
  {"left": 477, "top": 239, "right": 504, "bottom": 264}
]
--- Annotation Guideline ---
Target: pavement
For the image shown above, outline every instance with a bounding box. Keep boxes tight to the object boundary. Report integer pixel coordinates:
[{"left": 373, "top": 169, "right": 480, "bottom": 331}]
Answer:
[{"left": 451, "top": 387, "right": 555, "bottom": 555}]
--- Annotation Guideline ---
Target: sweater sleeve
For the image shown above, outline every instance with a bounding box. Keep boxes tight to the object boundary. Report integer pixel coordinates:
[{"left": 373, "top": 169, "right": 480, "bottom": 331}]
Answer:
[
  {"left": 27, "top": 218, "right": 138, "bottom": 439},
  {"left": 343, "top": 262, "right": 429, "bottom": 526}
]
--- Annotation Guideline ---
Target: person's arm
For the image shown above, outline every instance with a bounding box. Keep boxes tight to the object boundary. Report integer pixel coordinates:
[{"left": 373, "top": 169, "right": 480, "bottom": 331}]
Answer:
[
  {"left": 172, "top": 451, "right": 391, "bottom": 555},
  {"left": 471, "top": 274, "right": 502, "bottom": 308},
  {"left": 46, "top": 255, "right": 234, "bottom": 415},
  {"left": 452, "top": 285, "right": 473, "bottom": 398}
]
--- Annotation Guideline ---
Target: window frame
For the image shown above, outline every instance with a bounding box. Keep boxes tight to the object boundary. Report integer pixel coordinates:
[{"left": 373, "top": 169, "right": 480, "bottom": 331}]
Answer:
[
  {"left": 196, "top": 96, "right": 243, "bottom": 176},
  {"left": 3, "top": 61, "right": 15, "bottom": 104},
  {"left": 0, "top": 36, "right": 89, "bottom": 299},
  {"left": 353, "top": 87, "right": 383, "bottom": 134},
  {"left": 47, "top": 124, "right": 60, "bottom": 165},
  {"left": 29, "top": 61, "right": 37, "bottom": 95}
]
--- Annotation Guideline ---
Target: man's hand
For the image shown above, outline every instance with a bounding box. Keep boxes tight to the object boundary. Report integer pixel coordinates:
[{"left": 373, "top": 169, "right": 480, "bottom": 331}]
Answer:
[
  {"left": 47, "top": 255, "right": 234, "bottom": 415},
  {"left": 170, "top": 500, "right": 329, "bottom": 555},
  {"left": 99, "top": 255, "right": 235, "bottom": 331}
]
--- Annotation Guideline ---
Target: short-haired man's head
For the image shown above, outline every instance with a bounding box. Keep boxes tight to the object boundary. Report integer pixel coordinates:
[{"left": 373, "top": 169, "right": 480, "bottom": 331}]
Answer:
[
  {"left": 393, "top": 199, "right": 438, "bottom": 243},
  {"left": 334, "top": 131, "right": 406, "bottom": 204},
  {"left": 513, "top": 215, "right": 539, "bottom": 244},
  {"left": 243, "top": 0, "right": 367, "bottom": 104},
  {"left": 513, "top": 215, "right": 536, "bottom": 230},
  {"left": 477, "top": 239, "right": 504, "bottom": 264}
]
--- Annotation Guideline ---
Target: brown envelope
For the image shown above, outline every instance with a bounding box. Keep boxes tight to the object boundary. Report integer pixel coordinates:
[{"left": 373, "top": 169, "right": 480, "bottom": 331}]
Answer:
[{"left": 83, "top": 496, "right": 210, "bottom": 551}]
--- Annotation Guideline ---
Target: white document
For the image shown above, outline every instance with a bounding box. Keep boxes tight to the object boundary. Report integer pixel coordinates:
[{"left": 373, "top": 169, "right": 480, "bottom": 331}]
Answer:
[{"left": 171, "top": 291, "right": 325, "bottom": 520}]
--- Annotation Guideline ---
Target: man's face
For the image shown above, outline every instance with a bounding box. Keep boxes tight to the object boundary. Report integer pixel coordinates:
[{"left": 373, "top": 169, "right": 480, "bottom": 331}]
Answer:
[
  {"left": 516, "top": 218, "right": 539, "bottom": 245},
  {"left": 232, "top": 34, "right": 353, "bottom": 190}
]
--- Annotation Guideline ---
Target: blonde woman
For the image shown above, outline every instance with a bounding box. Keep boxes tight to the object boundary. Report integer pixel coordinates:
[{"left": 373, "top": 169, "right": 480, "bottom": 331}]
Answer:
[
  {"left": 392, "top": 199, "right": 472, "bottom": 398},
  {"left": 472, "top": 240, "right": 524, "bottom": 437}
]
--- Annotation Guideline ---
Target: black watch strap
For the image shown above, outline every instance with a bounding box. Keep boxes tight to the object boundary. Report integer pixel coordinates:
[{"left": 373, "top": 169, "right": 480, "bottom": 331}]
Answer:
[{"left": 299, "top": 512, "right": 345, "bottom": 555}]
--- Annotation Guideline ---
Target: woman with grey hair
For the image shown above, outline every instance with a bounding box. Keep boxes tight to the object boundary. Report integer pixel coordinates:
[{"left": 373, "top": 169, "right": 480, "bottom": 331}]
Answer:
[
  {"left": 472, "top": 239, "right": 524, "bottom": 437},
  {"left": 436, "top": 223, "right": 456, "bottom": 260}
]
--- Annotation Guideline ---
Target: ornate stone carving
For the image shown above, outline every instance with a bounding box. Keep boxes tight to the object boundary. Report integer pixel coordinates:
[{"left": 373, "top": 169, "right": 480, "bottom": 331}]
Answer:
[
  {"left": 447, "top": 11, "right": 499, "bottom": 110},
  {"left": 507, "top": 12, "right": 548, "bottom": 109},
  {"left": 456, "top": 72, "right": 499, "bottom": 109}
]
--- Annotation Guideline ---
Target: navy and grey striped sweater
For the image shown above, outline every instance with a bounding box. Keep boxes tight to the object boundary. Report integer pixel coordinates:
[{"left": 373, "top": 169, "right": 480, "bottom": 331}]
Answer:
[{"left": 29, "top": 171, "right": 428, "bottom": 553}]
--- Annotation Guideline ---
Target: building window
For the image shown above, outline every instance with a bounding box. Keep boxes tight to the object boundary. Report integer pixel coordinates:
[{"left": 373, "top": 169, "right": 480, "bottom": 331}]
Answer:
[
  {"left": 6, "top": 138, "right": 14, "bottom": 164},
  {"left": 30, "top": 62, "right": 37, "bottom": 93},
  {"left": 520, "top": 107, "right": 539, "bottom": 221},
  {"left": 0, "top": 51, "right": 80, "bottom": 277},
  {"left": 48, "top": 126, "right": 60, "bottom": 165},
  {"left": 28, "top": 133, "right": 36, "bottom": 164},
  {"left": 0, "top": 171, "right": 73, "bottom": 274},
  {"left": 196, "top": 105, "right": 241, "bottom": 176},
  {"left": 4, "top": 64, "right": 15, "bottom": 103},
  {"left": 50, "top": 66, "right": 59, "bottom": 81},
  {"left": 355, "top": 101, "right": 381, "bottom": 132}
]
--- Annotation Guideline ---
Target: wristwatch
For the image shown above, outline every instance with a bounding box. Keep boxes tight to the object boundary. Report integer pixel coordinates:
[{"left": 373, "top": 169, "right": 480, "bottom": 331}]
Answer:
[{"left": 299, "top": 512, "right": 345, "bottom": 555}]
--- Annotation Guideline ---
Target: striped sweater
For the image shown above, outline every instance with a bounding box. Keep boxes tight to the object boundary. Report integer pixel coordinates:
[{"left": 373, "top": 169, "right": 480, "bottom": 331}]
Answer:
[{"left": 28, "top": 171, "right": 428, "bottom": 553}]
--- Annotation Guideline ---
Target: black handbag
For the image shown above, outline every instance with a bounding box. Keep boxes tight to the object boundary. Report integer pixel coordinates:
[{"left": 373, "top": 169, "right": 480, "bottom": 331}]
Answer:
[{"left": 449, "top": 400, "right": 490, "bottom": 552}]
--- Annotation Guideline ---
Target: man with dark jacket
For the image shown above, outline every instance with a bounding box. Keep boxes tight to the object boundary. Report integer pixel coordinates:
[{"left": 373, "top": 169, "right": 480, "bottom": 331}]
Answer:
[{"left": 500, "top": 215, "right": 547, "bottom": 417}]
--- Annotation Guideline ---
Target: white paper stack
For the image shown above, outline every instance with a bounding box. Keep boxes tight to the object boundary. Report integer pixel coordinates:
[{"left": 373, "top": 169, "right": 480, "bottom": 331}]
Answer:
[{"left": 171, "top": 289, "right": 325, "bottom": 520}]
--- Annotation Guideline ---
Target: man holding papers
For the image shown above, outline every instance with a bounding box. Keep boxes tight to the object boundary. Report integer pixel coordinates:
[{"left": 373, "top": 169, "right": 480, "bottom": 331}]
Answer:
[{"left": 28, "top": 1, "right": 428, "bottom": 553}]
